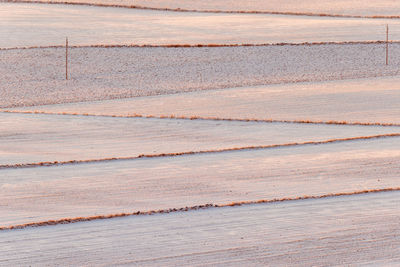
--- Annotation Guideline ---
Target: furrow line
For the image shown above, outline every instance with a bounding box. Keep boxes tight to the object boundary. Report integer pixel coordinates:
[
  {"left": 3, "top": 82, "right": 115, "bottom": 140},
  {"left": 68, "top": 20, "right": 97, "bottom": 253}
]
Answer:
[
  {"left": 1, "top": 133, "right": 399, "bottom": 170},
  {"left": 0, "top": 41, "right": 397, "bottom": 51},
  {"left": 2, "top": 110, "right": 400, "bottom": 127},
  {"left": 2, "top": 187, "right": 400, "bottom": 231}
]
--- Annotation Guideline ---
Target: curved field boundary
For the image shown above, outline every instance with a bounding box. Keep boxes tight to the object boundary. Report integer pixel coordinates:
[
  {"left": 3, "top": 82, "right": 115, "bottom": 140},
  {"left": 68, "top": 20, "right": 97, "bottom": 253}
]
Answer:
[
  {"left": 0, "top": 41, "right": 397, "bottom": 51},
  {"left": 3, "top": 110, "right": 400, "bottom": 127},
  {"left": 1, "top": 133, "right": 399, "bottom": 170},
  {"left": 3, "top": 0, "right": 400, "bottom": 19},
  {"left": 2, "top": 187, "right": 400, "bottom": 231}
]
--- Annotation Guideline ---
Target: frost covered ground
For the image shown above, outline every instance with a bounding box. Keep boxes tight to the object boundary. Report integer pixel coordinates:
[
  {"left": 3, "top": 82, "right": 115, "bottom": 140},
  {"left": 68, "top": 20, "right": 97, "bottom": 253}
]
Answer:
[
  {"left": 1, "top": 1, "right": 400, "bottom": 266},
  {"left": 2, "top": 191, "right": 400, "bottom": 266},
  {"left": 132, "top": 0, "right": 400, "bottom": 17},
  {"left": 2, "top": 111, "right": 400, "bottom": 165},
  {"left": 2, "top": 76, "right": 400, "bottom": 265},
  {"left": 7, "top": 0, "right": 400, "bottom": 17},
  {"left": 1, "top": 136, "right": 400, "bottom": 227},
  {"left": 11, "top": 76, "right": 400, "bottom": 124},
  {"left": 1, "top": 2, "right": 400, "bottom": 48},
  {"left": 2, "top": 44, "right": 400, "bottom": 108}
]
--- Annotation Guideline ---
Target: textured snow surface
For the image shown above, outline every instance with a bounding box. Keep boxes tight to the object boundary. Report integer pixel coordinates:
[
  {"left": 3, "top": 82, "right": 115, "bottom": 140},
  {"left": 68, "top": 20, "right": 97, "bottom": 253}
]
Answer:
[
  {"left": 11, "top": 76, "right": 400, "bottom": 124},
  {"left": 10, "top": 0, "right": 400, "bottom": 17},
  {"left": 1, "top": 3, "right": 400, "bottom": 48},
  {"left": 133, "top": 0, "right": 400, "bottom": 16},
  {"left": 1, "top": 137, "right": 400, "bottom": 226},
  {"left": 2, "top": 44, "right": 400, "bottom": 108},
  {"left": 2, "top": 2, "right": 400, "bottom": 265},
  {"left": 2, "top": 191, "right": 400, "bottom": 266},
  {"left": 2, "top": 112, "right": 399, "bottom": 165}
]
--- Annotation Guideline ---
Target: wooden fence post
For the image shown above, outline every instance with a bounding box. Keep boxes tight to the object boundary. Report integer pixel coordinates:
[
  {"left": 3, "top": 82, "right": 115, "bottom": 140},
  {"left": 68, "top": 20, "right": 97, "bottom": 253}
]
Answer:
[{"left": 66, "top": 37, "right": 68, "bottom": 80}]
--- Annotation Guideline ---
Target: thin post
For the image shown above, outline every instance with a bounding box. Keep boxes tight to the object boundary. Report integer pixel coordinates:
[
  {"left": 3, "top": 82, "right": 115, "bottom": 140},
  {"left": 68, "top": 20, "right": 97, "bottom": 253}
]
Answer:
[
  {"left": 66, "top": 37, "right": 68, "bottom": 80},
  {"left": 386, "top": 25, "right": 389, "bottom": 65}
]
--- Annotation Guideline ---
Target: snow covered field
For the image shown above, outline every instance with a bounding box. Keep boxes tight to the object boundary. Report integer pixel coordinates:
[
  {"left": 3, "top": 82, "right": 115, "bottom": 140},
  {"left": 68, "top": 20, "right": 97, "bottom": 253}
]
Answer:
[
  {"left": 9, "top": 76, "right": 400, "bottom": 124},
  {"left": 7, "top": 0, "right": 400, "bottom": 17},
  {"left": 2, "top": 136, "right": 400, "bottom": 227},
  {"left": 132, "top": 0, "right": 400, "bottom": 17},
  {"left": 2, "top": 191, "right": 400, "bottom": 266},
  {"left": 2, "top": 111, "right": 400, "bottom": 165},
  {"left": 2, "top": 44, "right": 400, "bottom": 108},
  {"left": 1, "top": 1, "right": 400, "bottom": 266},
  {"left": 1, "top": 2, "right": 399, "bottom": 48}
]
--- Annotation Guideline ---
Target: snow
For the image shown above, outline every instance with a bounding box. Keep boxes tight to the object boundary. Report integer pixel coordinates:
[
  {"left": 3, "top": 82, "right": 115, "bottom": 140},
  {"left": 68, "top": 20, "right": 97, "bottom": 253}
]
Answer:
[
  {"left": 8, "top": 76, "right": 400, "bottom": 125},
  {"left": 9, "top": 0, "right": 400, "bottom": 17},
  {"left": 1, "top": 136, "right": 399, "bottom": 227},
  {"left": 2, "top": 111, "right": 399, "bottom": 165},
  {"left": 1, "top": 191, "right": 400, "bottom": 266},
  {"left": 1, "top": 2, "right": 400, "bottom": 48},
  {"left": 132, "top": 0, "right": 400, "bottom": 17},
  {"left": 2, "top": 44, "right": 400, "bottom": 108},
  {"left": 2, "top": 1, "right": 400, "bottom": 265}
]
